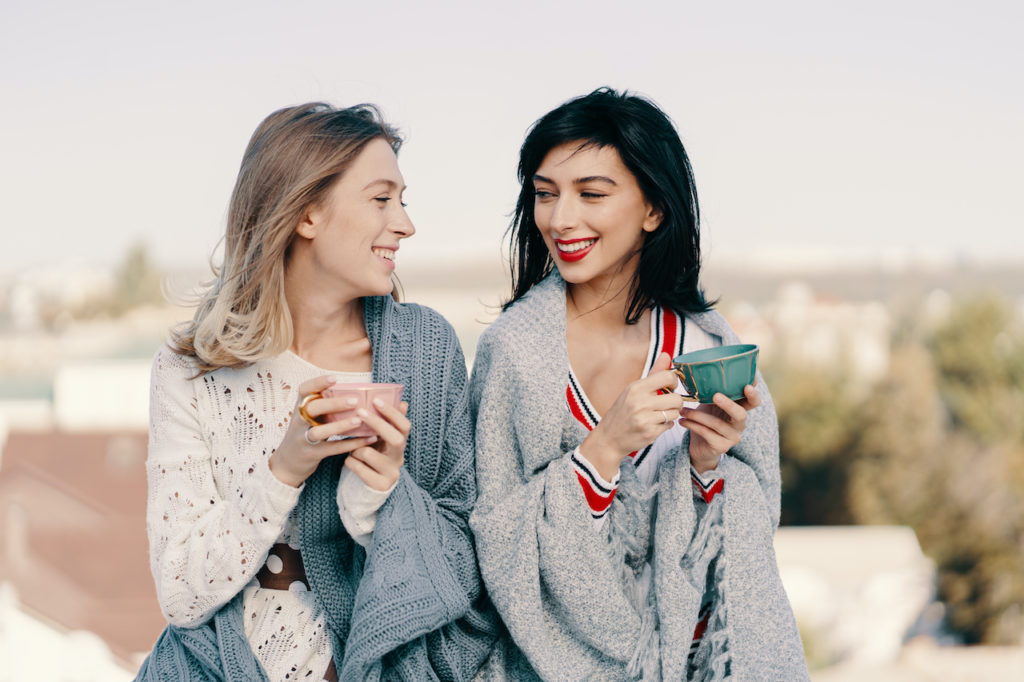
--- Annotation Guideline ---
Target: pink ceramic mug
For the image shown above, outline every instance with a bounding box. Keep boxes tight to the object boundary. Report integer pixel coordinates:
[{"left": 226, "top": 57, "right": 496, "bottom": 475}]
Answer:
[{"left": 321, "top": 382, "right": 404, "bottom": 438}]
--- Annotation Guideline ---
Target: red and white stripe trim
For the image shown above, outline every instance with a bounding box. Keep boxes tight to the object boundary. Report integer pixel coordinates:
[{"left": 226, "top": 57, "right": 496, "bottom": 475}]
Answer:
[
  {"left": 567, "top": 305, "right": 684, "bottom": 517},
  {"left": 691, "top": 469, "right": 725, "bottom": 504}
]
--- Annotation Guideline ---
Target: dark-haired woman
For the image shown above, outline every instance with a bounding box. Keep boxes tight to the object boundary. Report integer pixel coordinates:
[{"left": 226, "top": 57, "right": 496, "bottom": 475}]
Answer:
[
  {"left": 136, "top": 102, "right": 497, "bottom": 681},
  {"left": 469, "top": 89, "right": 808, "bottom": 681}
]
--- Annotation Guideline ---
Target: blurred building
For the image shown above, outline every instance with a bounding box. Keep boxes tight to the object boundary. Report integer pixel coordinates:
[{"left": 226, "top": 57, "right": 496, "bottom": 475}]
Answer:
[
  {"left": 775, "top": 526, "right": 942, "bottom": 665},
  {"left": 752, "top": 282, "right": 892, "bottom": 385},
  {"left": 0, "top": 429, "right": 162, "bottom": 678}
]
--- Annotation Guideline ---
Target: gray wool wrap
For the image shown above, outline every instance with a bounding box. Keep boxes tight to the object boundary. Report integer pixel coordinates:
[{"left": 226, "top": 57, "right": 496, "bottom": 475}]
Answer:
[{"left": 468, "top": 272, "right": 808, "bottom": 681}]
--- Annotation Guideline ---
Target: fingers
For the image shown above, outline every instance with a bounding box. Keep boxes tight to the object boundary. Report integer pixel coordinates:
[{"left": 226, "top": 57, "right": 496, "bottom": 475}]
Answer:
[
  {"left": 651, "top": 351, "right": 672, "bottom": 373},
  {"left": 680, "top": 406, "right": 739, "bottom": 439},
  {"left": 641, "top": 365, "right": 679, "bottom": 395},
  {"left": 354, "top": 400, "right": 411, "bottom": 448},
  {"left": 738, "top": 383, "right": 762, "bottom": 409},
  {"left": 372, "top": 399, "right": 411, "bottom": 431},
  {"left": 303, "top": 421, "right": 378, "bottom": 451},
  {"left": 305, "top": 415, "right": 373, "bottom": 442},
  {"left": 678, "top": 389, "right": 757, "bottom": 456},
  {"left": 296, "top": 375, "right": 342, "bottom": 398},
  {"left": 344, "top": 446, "right": 401, "bottom": 492},
  {"left": 299, "top": 394, "right": 359, "bottom": 423}
]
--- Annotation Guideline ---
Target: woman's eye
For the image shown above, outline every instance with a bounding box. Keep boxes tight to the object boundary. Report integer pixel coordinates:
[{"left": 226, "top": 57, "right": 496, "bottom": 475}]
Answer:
[
  {"left": 581, "top": 192, "right": 606, "bottom": 199},
  {"left": 375, "top": 197, "right": 391, "bottom": 204},
  {"left": 533, "top": 190, "right": 555, "bottom": 199}
]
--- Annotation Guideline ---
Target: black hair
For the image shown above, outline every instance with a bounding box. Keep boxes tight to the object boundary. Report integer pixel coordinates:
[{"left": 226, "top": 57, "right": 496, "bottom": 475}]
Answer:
[{"left": 505, "top": 87, "right": 713, "bottom": 323}]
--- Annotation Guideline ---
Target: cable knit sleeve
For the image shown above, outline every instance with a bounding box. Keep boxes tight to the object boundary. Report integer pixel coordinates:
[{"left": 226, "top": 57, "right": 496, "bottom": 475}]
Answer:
[
  {"left": 690, "top": 310, "right": 782, "bottom": 530},
  {"left": 727, "top": 374, "right": 782, "bottom": 528},
  {"left": 326, "top": 303, "right": 499, "bottom": 681},
  {"left": 468, "top": 325, "right": 648, "bottom": 680},
  {"left": 145, "top": 346, "right": 302, "bottom": 627}
]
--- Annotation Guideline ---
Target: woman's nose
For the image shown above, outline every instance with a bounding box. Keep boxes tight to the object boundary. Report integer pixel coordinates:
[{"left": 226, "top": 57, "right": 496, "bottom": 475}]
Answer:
[
  {"left": 392, "top": 206, "right": 415, "bottom": 238},
  {"left": 549, "top": 197, "right": 578, "bottom": 231}
]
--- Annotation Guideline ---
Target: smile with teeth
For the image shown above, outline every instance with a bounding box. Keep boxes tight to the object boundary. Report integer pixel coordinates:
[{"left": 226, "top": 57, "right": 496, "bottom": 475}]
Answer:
[
  {"left": 372, "top": 247, "right": 395, "bottom": 262},
  {"left": 556, "top": 238, "right": 597, "bottom": 253}
]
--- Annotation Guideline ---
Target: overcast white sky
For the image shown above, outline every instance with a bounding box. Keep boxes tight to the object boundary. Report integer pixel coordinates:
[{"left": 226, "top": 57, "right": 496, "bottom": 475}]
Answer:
[{"left": 1, "top": 0, "right": 1022, "bottom": 275}]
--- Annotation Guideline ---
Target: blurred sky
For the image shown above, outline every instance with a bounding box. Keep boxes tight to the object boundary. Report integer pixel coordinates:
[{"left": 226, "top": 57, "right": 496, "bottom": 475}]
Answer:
[{"left": 1, "top": 0, "right": 1022, "bottom": 275}]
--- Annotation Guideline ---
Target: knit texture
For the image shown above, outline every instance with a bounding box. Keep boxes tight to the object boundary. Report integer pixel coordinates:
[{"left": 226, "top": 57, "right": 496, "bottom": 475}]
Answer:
[
  {"left": 137, "top": 295, "right": 500, "bottom": 681},
  {"left": 468, "top": 271, "right": 808, "bottom": 681}
]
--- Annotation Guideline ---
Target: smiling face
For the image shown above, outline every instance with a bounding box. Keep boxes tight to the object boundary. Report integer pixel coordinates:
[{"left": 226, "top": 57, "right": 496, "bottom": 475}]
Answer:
[
  {"left": 293, "top": 137, "right": 415, "bottom": 301},
  {"left": 533, "top": 141, "right": 661, "bottom": 291}
]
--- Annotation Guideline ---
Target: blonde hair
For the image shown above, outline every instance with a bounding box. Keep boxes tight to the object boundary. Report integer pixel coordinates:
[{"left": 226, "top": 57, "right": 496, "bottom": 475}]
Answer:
[{"left": 170, "top": 102, "right": 401, "bottom": 373}]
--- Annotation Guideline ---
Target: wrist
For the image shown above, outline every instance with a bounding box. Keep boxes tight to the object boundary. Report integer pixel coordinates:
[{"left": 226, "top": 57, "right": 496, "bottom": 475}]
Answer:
[
  {"left": 689, "top": 449, "right": 721, "bottom": 475},
  {"left": 268, "top": 453, "right": 305, "bottom": 488},
  {"left": 579, "top": 431, "right": 624, "bottom": 482}
]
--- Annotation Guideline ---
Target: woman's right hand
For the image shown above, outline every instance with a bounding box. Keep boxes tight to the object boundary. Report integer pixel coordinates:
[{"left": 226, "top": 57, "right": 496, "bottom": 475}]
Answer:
[
  {"left": 578, "top": 352, "right": 684, "bottom": 481},
  {"left": 268, "top": 375, "right": 379, "bottom": 488}
]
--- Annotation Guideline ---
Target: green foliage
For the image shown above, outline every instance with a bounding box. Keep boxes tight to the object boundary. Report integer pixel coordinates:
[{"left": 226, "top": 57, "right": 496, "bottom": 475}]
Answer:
[
  {"left": 69, "top": 243, "right": 165, "bottom": 321},
  {"left": 774, "top": 293, "right": 1024, "bottom": 644},
  {"left": 769, "top": 366, "right": 859, "bottom": 526},
  {"left": 110, "top": 243, "right": 164, "bottom": 315}
]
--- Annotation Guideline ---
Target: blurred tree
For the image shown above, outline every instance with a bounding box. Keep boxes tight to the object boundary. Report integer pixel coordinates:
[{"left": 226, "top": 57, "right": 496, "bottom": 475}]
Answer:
[
  {"left": 111, "top": 242, "right": 164, "bottom": 315},
  {"left": 70, "top": 242, "right": 164, "bottom": 320},
  {"left": 918, "top": 295, "right": 1024, "bottom": 643},
  {"left": 773, "top": 293, "right": 1024, "bottom": 644},
  {"left": 928, "top": 294, "right": 1024, "bottom": 445},
  {"left": 769, "top": 365, "right": 861, "bottom": 526}
]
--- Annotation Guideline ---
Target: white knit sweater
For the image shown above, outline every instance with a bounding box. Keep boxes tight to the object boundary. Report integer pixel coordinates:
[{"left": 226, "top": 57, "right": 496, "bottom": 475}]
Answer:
[{"left": 146, "top": 348, "right": 391, "bottom": 681}]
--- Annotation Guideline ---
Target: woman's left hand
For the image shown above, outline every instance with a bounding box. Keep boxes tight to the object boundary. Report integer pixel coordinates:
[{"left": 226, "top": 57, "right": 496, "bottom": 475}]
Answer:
[
  {"left": 680, "top": 383, "right": 761, "bottom": 474},
  {"left": 343, "top": 399, "right": 411, "bottom": 491}
]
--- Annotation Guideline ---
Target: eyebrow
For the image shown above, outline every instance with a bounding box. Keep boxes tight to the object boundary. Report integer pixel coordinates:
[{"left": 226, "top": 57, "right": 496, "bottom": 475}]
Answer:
[
  {"left": 532, "top": 173, "right": 618, "bottom": 187},
  {"left": 362, "top": 179, "right": 406, "bottom": 192}
]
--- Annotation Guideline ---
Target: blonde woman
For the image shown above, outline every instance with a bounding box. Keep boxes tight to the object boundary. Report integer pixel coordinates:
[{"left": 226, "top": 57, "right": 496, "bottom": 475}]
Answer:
[{"left": 137, "top": 103, "right": 497, "bottom": 681}]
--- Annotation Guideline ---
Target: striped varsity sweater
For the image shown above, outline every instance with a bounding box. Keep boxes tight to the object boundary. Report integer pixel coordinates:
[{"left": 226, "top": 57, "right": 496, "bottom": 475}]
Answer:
[
  {"left": 469, "top": 270, "right": 809, "bottom": 681},
  {"left": 564, "top": 305, "right": 725, "bottom": 670}
]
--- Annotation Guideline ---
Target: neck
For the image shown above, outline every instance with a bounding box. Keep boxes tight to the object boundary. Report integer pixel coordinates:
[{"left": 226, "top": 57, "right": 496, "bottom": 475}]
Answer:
[
  {"left": 284, "top": 255, "right": 367, "bottom": 360},
  {"left": 564, "top": 261, "right": 641, "bottom": 328}
]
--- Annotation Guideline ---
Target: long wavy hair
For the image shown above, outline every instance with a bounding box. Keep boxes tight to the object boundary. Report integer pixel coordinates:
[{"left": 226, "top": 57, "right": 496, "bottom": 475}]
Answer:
[
  {"left": 505, "top": 87, "right": 712, "bottom": 323},
  {"left": 170, "top": 102, "right": 401, "bottom": 372}
]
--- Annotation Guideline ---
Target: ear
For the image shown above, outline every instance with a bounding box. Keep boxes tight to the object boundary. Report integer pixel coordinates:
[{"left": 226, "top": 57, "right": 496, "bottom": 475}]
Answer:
[
  {"left": 295, "top": 204, "right": 320, "bottom": 240},
  {"left": 641, "top": 204, "right": 663, "bottom": 233}
]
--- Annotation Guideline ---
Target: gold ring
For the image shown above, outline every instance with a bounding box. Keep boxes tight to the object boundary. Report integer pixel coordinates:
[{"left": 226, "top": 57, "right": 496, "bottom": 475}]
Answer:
[{"left": 297, "top": 392, "right": 322, "bottom": 427}]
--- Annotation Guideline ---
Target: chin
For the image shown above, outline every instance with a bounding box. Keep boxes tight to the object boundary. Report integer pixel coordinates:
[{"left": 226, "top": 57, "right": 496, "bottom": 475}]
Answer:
[
  {"left": 552, "top": 262, "right": 594, "bottom": 285},
  {"left": 369, "top": 279, "right": 395, "bottom": 297}
]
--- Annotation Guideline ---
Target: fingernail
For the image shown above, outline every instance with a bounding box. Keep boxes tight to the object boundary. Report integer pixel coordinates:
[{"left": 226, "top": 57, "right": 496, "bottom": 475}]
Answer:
[
  {"left": 366, "top": 436, "right": 377, "bottom": 443},
  {"left": 345, "top": 397, "right": 358, "bottom": 406},
  {"left": 350, "top": 417, "right": 361, "bottom": 426},
  {"left": 355, "top": 408, "right": 369, "bottom": 418},
  {"left": 372, "top": 398, "right": 386, "bottom": 408}
]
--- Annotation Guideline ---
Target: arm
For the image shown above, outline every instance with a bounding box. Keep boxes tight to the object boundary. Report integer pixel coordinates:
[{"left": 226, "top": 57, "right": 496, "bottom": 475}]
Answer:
[
  {"left": 336, "top": 467, "right": 394, "bottom": 547},
  {"left": 467, "top": 331, "right": 646, "bottom": 679},
  {"left": 724, "top": 375, "right": 781, "bottom": 528},
  {"left": 338, "top": 320, "right": 499, "bottom": 680},
  {"left": 688, "top": 313, "right": 781, "bottom": 528},
  {"left": 145, "top": 347, "right": 301, "bottom": 627}
]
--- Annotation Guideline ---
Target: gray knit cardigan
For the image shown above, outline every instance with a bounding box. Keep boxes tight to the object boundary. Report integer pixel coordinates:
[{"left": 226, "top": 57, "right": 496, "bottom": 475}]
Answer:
[
  {"left": 136, "top": 295, "right": 501, "bottom": 682},
  {"left": 468, "top": 272, "right": 808, "bottom": 681}
]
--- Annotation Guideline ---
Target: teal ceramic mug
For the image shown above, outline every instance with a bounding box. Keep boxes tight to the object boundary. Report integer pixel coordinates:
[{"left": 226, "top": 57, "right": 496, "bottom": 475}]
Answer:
[{"left": 671, "top": 344, "right": 758, "bottom": 403}]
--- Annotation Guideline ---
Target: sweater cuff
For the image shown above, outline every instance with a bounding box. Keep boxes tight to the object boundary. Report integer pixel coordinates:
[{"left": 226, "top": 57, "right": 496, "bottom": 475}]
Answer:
[
  {"left": 251, "top": 455, "right": 304, "bottom": 526},
  {"left": 337, "top": 466, "right": 396, "bottom": 547},
  {"left": 569, "top": 447, "right": 619, "bottom": 520},
  {"left": 690, "top": 455, "right": 725, "bottom": 504}
]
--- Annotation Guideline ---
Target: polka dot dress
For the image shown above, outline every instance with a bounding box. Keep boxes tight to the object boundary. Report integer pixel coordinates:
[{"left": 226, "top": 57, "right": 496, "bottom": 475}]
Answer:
[{"left": 242, "top": 516, "right": 335, "bottom": 681}]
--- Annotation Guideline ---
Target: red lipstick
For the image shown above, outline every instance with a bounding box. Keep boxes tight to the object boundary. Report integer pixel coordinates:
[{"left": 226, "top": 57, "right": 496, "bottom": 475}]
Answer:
[{"left": 554, "top": 237, "right": 596, "bottom": 263}]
